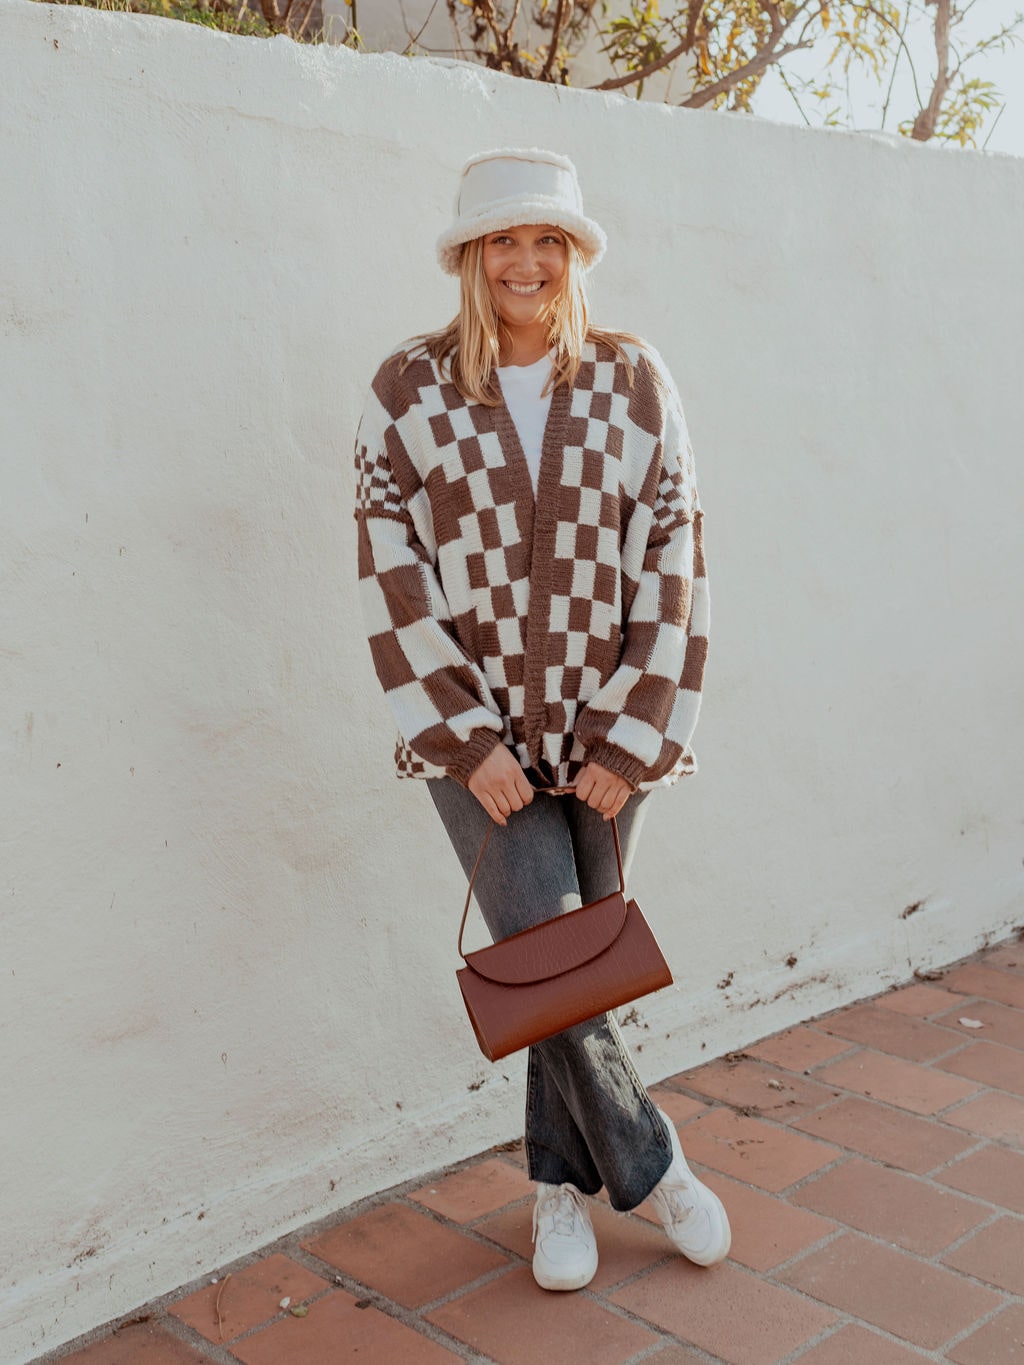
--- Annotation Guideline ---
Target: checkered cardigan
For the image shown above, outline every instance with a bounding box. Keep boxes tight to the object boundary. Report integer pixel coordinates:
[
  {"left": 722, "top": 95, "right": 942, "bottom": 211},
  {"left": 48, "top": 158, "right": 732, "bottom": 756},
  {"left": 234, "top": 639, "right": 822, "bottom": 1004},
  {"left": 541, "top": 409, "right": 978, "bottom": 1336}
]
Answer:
[{"left": 354, "top": 338, "right": 708, "bottom": 790}]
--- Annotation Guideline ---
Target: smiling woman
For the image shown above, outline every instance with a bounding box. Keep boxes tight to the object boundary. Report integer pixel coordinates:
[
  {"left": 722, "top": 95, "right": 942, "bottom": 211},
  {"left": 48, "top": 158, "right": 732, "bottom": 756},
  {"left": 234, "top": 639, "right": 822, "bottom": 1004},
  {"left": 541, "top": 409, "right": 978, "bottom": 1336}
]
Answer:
[
  {"left": 481, "top": 225, "right": 567, "bottom": 364},
  {"left": 352, "top": 148, "right": 727, "bottom": 1294}
]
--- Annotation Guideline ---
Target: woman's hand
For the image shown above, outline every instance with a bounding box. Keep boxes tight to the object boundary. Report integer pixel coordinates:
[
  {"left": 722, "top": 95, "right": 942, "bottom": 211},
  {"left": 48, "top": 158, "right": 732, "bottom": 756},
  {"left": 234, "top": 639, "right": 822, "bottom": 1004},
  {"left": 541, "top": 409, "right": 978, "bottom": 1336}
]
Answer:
[
  {"left": 467, "top": 745, "right": 535, "bottom": 826},
  {"left": 573, "top": 762, "right": 633, "bottom": 821}
]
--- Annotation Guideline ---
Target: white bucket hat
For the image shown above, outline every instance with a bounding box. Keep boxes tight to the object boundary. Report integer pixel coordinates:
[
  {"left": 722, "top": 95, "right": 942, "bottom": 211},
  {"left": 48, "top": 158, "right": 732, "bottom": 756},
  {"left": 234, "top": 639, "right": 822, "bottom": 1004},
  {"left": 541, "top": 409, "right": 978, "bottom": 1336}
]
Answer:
[{"left": 436, "top": 147, "right": 607, "bottom": 276}]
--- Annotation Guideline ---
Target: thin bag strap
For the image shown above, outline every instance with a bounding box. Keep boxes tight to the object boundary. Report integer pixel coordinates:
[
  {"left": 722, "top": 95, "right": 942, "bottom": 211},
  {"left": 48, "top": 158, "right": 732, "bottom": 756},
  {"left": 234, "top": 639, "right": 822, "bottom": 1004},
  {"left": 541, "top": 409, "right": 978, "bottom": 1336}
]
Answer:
[{"left": 457, "top": 788, "right": 626, "bottom": 960}]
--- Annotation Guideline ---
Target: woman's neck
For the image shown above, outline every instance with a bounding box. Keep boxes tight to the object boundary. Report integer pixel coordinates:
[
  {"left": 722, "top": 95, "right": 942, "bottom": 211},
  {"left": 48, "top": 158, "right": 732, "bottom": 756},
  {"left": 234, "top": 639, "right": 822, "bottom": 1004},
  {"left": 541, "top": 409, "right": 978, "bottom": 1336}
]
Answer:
[{"left": 498, "top": 327, "right": 550, "bottom": 368}]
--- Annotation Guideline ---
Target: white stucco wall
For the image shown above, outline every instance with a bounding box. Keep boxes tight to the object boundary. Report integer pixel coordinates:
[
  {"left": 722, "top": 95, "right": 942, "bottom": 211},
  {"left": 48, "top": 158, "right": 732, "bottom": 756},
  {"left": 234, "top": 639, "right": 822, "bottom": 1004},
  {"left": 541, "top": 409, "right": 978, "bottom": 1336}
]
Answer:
[{"left": 2, "top": 3, "right": 1023, "bottom": 1358}]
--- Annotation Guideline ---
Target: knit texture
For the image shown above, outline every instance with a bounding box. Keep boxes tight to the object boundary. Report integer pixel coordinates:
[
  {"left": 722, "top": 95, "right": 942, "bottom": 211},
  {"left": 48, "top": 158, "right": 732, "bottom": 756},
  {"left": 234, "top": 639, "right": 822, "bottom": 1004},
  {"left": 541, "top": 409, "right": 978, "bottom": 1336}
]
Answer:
[{"left": 354, "top": 339, "right": 708, "bottom": 790}]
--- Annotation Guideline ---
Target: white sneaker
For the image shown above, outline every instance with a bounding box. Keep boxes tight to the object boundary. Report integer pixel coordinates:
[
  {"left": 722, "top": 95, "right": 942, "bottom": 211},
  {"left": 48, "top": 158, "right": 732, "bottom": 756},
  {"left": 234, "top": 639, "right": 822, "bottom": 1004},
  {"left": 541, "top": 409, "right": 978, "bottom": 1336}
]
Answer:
[
  {"left": 648, "top": 1109, "right": 731, "bottom": 1266},
  {"left": 531, "top": 1182, "right": 598, "bottom": 1291}
]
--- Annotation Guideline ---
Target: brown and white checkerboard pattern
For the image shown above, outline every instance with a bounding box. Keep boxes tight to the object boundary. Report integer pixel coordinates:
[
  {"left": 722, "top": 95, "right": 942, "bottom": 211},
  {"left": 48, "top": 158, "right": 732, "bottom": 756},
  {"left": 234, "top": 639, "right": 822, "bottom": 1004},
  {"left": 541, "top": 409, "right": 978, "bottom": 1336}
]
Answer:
[{"left": 354, "top": 340, "right": 708, "bottom": 789}]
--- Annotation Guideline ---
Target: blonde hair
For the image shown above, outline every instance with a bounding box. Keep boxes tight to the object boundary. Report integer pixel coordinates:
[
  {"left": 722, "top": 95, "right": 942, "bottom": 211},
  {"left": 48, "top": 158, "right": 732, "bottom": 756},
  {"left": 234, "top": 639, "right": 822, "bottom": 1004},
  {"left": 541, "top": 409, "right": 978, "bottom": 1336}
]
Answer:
[{"left": 404, "top": 234, "right": 640, "bottom": 406}]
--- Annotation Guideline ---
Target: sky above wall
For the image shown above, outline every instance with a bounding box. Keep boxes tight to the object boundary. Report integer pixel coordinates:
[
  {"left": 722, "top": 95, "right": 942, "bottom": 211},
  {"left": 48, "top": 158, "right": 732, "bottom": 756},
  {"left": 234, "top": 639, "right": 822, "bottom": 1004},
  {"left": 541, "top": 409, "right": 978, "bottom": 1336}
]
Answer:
[{"left": 750, "top": 0, "right": 1024, "bottom": 158}]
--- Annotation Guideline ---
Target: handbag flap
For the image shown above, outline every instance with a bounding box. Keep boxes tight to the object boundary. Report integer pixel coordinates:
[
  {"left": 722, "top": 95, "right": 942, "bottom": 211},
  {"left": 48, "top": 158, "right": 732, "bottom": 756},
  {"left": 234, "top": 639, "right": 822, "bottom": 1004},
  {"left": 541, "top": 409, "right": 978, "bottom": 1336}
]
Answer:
[{"left": 462, "top": 892, "right": 629, "bottom": 986}]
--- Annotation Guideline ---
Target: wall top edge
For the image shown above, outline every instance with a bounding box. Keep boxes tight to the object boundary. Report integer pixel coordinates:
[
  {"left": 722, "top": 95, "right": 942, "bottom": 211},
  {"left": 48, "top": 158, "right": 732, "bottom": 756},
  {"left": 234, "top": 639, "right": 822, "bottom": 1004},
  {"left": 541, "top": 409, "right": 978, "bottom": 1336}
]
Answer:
[{"left": 3, "top": 0, "right": 1022, "bottom": 174}]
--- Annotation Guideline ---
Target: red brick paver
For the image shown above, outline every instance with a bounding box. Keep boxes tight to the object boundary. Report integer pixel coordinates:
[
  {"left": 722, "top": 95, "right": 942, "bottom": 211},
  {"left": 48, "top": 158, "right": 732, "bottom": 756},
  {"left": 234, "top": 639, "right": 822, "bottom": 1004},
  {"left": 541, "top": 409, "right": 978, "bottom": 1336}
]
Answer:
[
  {"left": 52, "top": 1324, "right": 212, "bottom": 1364},
  {"left": 679, "top": 1055, "right": 838, "bottom": 1120},
  {"left": 985, "top": 943, "right": 1024, "bottom": 972},
  {"left": 39, "top": 936, "right": 1024, "bottom": 1365},
  {"left": 937, "top": 1144, "right": 1024, "bottom": 1214},
  {"left": 875, "top": 981, "right": 960, "bottom": 1017},
  {"left": 815, "top": 1049, "right": 981, "bottom": 1114},
  {"left": 669, "top": 1106, "right": 839, "bottom": 1190},
  {"left": 408, "top": 1157, "right": 534, "bottom": 1223},
  {"left": 943, "top": 962, "right": 1024, "bottom": 1009},
  {"left": 938, "top": 999, "right": 1024, "bottom": 1050},
  {"left": 790, "top": 1155, "right": 989, "bottom": 1255},
  {"left": 428, "top": 1265, "right": 660, "bottom": 1364},
  {"left": 777, "top": 1232, "right": 1003, "bottom": 1349},
  {"left": 745, "top": 1023, "right": 853, "bottom": 1070},
  {"left": 647, "top": 1085, "right": 710, "bottom": 1125},
  {"left": 946, "top": 1302, "right": 1024, "bottom": 1364},
  {"left": 231, "top": 1289, "right": 461, "bottom": 1364},
  {"left": 816, "top": 1002, "right": 962, "bottom": 1061},
  {"left": 688, "top": 1170, "right": 835, "bottom": 1271},
  {"left": 611, "top": 1259, "right": 838, "bottom": 1364},
  {"left": 944, "top": 1089, "right": 1024, "bottom": 1145},
  {"left": 301, "top": 1202, "right": 508, "bottom": 1307},
  {"left": 168, "top": 1254, "right": 329, "bottom": 1343},
  {"left": 941, "top": 1216, "right": 1024, "bottom": 1295},
  {"left": 792, "top": 1093, "right": 976, "bottom": 1172},
  {"left": 792, "top": 1323, "right": 933, "bottom": 1362},
  {"left": 938, "top": 1038, "right": 1024, "bottom": 1096}
]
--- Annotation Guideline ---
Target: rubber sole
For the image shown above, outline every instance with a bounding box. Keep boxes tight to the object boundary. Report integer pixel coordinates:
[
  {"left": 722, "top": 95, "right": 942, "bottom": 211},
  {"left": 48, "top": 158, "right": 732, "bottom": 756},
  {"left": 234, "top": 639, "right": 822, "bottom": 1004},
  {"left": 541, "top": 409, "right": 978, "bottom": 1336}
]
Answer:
[{"left": 532, "top": 1246, "right": 599, "bottom": 1292}]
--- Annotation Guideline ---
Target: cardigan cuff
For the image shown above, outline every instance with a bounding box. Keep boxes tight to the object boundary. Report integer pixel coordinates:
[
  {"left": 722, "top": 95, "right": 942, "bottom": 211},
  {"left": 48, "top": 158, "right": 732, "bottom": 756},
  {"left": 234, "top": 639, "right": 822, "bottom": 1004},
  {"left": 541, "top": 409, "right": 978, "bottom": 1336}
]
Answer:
[
  {"left": 446, "top": 727, "right": 506, "bottom": 786},
  {"left": 581, "top": 741, "right": 645, "bottom": 791}
]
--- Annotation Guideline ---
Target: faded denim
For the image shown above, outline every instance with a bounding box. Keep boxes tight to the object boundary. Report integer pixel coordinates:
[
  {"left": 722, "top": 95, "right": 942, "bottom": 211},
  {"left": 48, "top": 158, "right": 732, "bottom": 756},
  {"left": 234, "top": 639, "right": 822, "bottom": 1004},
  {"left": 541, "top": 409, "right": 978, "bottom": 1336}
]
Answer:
[{"left": 428, "top": 778, "right": 673, "bottom": 1211}]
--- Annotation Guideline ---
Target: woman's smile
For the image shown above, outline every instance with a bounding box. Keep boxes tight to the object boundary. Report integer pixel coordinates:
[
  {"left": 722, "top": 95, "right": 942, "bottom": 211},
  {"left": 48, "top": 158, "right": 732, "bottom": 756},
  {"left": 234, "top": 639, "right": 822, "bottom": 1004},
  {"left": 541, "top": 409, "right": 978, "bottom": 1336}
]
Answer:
[{"left": 502, "top": 279, "right": 546, "bottom": 295}]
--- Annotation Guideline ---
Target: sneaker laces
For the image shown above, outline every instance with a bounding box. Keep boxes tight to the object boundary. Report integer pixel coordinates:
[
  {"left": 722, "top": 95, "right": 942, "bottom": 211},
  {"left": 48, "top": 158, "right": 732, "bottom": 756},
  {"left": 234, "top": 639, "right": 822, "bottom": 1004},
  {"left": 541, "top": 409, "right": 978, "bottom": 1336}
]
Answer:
[
  {"left": 650, "top": 1169, "right": 697, "bottom": 1229},
  {"left": 532, "top": 1183, "right": 589, "bottom": 1244}
]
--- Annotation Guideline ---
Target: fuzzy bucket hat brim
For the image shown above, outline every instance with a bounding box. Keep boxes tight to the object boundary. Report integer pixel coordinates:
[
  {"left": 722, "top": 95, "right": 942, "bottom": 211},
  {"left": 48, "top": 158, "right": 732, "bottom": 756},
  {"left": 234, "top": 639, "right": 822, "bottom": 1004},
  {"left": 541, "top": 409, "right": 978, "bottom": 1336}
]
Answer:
[{"left": 436, "top": 148, "right": 606, "bottom": 276}]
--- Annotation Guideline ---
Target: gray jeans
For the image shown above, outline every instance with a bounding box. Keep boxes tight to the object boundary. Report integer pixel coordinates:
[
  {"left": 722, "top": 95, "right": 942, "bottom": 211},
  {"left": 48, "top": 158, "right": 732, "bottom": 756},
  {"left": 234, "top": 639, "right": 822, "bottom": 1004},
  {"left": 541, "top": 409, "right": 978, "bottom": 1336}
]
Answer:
[{"left": 428, "top": 777, "right": 673, "bottom": 1211}]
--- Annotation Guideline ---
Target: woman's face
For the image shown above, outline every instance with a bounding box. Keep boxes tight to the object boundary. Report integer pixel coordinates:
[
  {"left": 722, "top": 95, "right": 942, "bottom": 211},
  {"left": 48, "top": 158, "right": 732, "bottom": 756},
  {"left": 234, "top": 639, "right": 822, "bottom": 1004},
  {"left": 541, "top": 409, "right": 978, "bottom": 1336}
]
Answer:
[{"left": 481, "top": 223, "right": 568, "bottom": 334}]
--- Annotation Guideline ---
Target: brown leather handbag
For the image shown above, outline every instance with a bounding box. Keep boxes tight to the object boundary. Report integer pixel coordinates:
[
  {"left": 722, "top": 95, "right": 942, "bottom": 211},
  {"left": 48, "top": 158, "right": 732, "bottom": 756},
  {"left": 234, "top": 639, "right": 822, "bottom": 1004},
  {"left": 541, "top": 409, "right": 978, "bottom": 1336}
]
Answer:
[{"left": 456, "top": 789, "right": 673, "bottom": 1062}]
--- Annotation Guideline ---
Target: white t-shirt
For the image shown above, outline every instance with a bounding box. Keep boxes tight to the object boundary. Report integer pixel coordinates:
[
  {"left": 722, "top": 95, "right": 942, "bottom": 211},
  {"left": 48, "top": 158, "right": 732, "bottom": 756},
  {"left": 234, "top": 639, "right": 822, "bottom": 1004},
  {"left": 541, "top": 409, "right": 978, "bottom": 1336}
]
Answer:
[{"left": 497, "top": 355, "right": 554, "bottom": 496}]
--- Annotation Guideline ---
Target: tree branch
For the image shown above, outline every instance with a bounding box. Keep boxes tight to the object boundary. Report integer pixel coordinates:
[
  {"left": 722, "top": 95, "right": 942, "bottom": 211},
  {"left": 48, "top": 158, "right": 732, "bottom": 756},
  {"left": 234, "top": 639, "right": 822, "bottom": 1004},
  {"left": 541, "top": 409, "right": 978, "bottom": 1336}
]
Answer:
[
  {"left": 402, "top": 0, "right": 443, "bottom": 53},
  {"left": 505, "top": 0, "right": 522, "bottom": 47},
  {"left": 541, "top": 0, "right": 570, "bottom": 80},
  {"left": 911, "top": 0, "right": 952, "bottom": 140},
  {"left": 853, "top": 0, "right": 925, "bottom": 108},
  {"left": 778, "top": 65, "right": 813, "bottom": 124},
  {"left": 880, "top": 0, "right": 911, "bottom": 127},
  {"left": 590, "top": 0, "right": 813, "bottom": 99},
  {"left": 685, "top": 0, "right": 707, "bottom": 51},
  {"left": 980, "top": 100, "right": 1006, "bottom": 150},
  {"left": 589, "top": 35, "right": 691, "bottom": 91},
  {"left": 681, "top": 37, "right": 814, "bottom": 107}
]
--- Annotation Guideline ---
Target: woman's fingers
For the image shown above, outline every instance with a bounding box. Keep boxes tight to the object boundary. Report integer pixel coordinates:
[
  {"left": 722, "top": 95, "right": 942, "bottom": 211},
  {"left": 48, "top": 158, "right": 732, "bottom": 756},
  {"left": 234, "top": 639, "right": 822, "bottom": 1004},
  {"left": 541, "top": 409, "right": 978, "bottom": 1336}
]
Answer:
[
  {"left": 475, "top": 785, "right": 509, "bottom": 824},
  {"left": 467, "top": 745, "right": 536, "bottom": 824},
  {"left": 497, "top": 770, "right": 536, "bottom": 815},
  {"left": 471, "top": 749, "right": 636, "bottom": 826},
  {"left": 573, "top": 762, "right": 632, "bottom": 820}
]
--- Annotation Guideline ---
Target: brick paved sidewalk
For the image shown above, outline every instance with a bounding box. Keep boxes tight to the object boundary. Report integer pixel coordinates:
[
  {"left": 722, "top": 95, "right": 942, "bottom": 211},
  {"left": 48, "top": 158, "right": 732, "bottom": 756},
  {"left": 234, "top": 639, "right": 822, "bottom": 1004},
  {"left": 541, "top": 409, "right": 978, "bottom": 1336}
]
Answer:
[{"left": 40, "top": 938, "right": 1024, "bottom": 1365}]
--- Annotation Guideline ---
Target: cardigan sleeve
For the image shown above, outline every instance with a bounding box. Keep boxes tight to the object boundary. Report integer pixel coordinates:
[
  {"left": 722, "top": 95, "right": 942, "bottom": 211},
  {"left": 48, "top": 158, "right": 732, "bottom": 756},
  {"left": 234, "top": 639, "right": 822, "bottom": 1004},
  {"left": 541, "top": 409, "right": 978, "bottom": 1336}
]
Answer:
[
  {"left": 354, "top": 393, "right": 505, "bottom": 785},
  {"left": 573, "top": 359, "right": 709, "bottom": 788}
]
